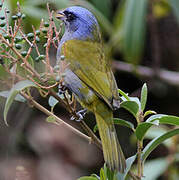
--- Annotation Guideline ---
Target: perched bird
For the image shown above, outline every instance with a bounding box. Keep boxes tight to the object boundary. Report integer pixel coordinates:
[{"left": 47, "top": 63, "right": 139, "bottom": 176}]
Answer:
[{"left": 56, "top": 6, "right": 126, "bottom": 172}]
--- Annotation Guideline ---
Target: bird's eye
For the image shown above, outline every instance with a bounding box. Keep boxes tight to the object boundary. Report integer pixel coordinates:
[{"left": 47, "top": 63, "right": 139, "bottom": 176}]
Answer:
[{"left": 63, "top": 11, "right": 76, "bottom": 21}]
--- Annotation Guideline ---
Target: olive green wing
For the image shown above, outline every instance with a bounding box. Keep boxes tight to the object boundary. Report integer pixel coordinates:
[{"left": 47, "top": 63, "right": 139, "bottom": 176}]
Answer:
[{"left": 61, "top": 39, "right": 119, "bottom": 109}]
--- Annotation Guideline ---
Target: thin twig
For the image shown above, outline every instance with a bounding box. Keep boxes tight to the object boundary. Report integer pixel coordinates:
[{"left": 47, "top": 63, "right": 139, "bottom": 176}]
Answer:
[
  {"left": 45, "top": 3, "right": 54, "bottom": 74},
  {"left": 112, "top": 61, "right": 179, "bottom": 86},
  {"left": 20, "top": 92, "right": 92, "bottom": 143},
  {"left": 80, "top": 121, "right": 102, "bottom": 149}
]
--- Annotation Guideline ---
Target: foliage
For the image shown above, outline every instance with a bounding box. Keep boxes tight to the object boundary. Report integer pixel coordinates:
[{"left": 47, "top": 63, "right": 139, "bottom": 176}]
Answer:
[{"left": 79, "top": 84, "right": 179, "bottom": 180}]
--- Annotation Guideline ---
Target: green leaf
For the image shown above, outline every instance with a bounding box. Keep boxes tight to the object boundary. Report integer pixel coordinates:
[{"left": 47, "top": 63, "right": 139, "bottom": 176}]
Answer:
[
  {"left": 145, "top": 126, "right": 173, "bottom": 147},
  {"left": 78, "top": 177, "right": 98, "bottom": 180},
  {"left": 94, "top": 118, "right": 135, "bottom": 132},
  {"left": 3, "top": 80, "right": 37, "bottom": 125},
  {"left": 113, "top": 118, "right": 135, "bottom": 131},
  {"left": 46, "top": 116, "right": 56, "bottom": 123},
  {"left": 129, "top": 97, "right": 141, "bottom": 110},
  {"left": 100, "top": 168, "right": 106, "bottom": 180},
  {"left": 143, "top": 110, "right": 156, "bottom": 117},
  {"left": 109, "top": 1, "right": 125, "bottom": 50},
  {"left": 142, "top": 158, "right": 169, "bottom": 180},
  {"left": 117, "top": 155, "right": 137, "bottom": 180},
  {"left": 48, "top": 96, "right": 59, "bottom": 107},
  {"left": 146, "top": 114, "right": 179, "bottom": 126},
  {"left": 0, "top": 90, "right": 26, "bottom": 102},
  {"left": 140, "top": 83, "right": 147, "bottom": 111},
  {"left": 121, "top": 0, "right": 148, "bottom": 64},
  {"left": 135, "top": 121, "right": 159, "bottom": 141},
  {"left": 142, "top": 128, "right": 179, "bottom": 162},
  {"left": 90, "top": 174, "right": 100, "bottom": 180},
  {"left": 120, "top": 101, "right": 139, "bottom": 118},
  {"left": 169, "top": 0, "right": 179, "bottom": 24},
  {"left": 103, "top": 164, "right": 115, "bottom": 180},
  {"left": 93, "top": 124, "right": 98, "bottom": 133},
  {"left": 118, "top": 89, "right": 130, "bottom": 101}
]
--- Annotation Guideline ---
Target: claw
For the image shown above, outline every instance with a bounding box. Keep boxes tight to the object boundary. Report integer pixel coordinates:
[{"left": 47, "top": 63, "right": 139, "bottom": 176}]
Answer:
[
  {"left": 70, "top": 116, "right": 75, "bottom": 121},
  {"left": 70, "top": 109, "right": 87, "bottom": 122}
]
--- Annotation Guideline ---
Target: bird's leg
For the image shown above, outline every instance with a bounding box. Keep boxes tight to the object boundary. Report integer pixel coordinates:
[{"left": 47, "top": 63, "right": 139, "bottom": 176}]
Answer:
[{"left": 71, "top": 109, "right": 87, "bottom": 122}]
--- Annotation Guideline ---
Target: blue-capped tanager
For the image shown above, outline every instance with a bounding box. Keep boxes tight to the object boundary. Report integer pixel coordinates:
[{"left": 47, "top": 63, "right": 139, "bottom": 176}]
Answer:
[{"left": 56, "top": 6, "right": 126, "bottom": 172}]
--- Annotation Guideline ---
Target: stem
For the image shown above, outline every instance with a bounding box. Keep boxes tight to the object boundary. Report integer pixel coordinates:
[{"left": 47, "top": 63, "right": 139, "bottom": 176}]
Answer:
[
  {"left": 137, "top": 111, "right": 144, "bottom": 179},
  {"left": 137, "top": 140, "right": 143, "bottom": 178},
  {"left": 129, "top": 171, "right": 140, "bottom": 180},
  {"left": 80, "top": 121, "right": 102, "bottom": 150}
]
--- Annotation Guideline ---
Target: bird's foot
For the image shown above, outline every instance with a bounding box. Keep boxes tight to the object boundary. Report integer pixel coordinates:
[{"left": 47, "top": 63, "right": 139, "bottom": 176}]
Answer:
[
  {"left": 70, "top": 109, "right": 87, "bottom": 122},
  {"left": 58, "top": 82, "right": 67, "bottom": 95}
]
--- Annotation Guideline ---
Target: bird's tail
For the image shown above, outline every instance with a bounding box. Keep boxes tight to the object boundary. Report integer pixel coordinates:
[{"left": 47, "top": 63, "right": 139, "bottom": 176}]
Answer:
[{"left": 95, "top": 110, "right": 126, "bottom": 172}]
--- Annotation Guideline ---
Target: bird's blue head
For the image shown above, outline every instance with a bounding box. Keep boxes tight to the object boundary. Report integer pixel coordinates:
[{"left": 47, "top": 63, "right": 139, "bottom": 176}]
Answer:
[{"left": 56, "top": 6, "right": 100, "bottom": 42}]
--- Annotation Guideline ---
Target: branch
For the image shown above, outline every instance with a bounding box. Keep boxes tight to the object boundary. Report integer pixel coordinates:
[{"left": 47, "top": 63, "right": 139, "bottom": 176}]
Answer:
[
  {"left": 20, "top": 92, "right": 92, "bottom": 144},
  {"left": 113, "top": 61, "right": 179, "bottom": 86}
]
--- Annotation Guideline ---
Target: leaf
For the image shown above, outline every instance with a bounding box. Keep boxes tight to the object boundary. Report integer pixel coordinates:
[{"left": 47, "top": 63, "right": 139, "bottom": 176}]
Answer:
[
  {"left": 46, "top": 116, "right": 56, "bottom": 123},
  {"left": 117, "top": 155, "right": 137, "bottom": 180},
  {"left": 113, "top": 118, "right": 135, "bottom": 131},
  {"left": 120, "top": 101, "right": 139, "bottom": 118},
  {"left": 140, "top": 83, "right": 147, "bottom": 111},
  {"left": 100, "top": 168, "right": 106, "bottom": 180},
  {"left": 169, "top": 0, "right": 179, "bottom": 24},
  {"left": 93, "top": 124, "right": 98, "bottom": 133},
  {"left": 3, "top": 80, "right": 37, "bottom": 125},
  {"left": 94, "top": 118, "right": 135, "bottom": 132},
  {"left": 142, "top": 158, "right": 169, "bottom": 180},
  {"left": 48, "top": 96, "right": 59, "bottom": 107},
  {"left": 129, "top": 97, "right": 141, "bottom": 110},
  {"left": 142, "top": 128, "right": 179, "bottom": 162},
  {"left": 78, "top": 177, "right": 98, "bottom": 180},
  {"left": 143, "top": 110, "right": 156, "bottom": 117},
  {"left": 135, "top": 121, "right": 159, "bottom": 141},
  {"left": 118, "top": 89, "right": 130, "bottom": 101},
  {"left": 146, "top": 114, "right": 179, "bottom": 126},
  {"left": 121, "top": 0, "right": 148, "bottom": 64},
  {"left": 0, "top": 90, "right": 26, "bottom": 102},
  {"left": 109, "top": 1, "right": 125, "bottom": 50},
  {"left": 146, "top": 114, "right": 166, "bottom": 122},
  {"left": 90, "top": 174, "right": 100, "bottom": 180},
  {"left": 103, "top": 164, "right": 115, "bottom": 180},
  {"left": 145, "top": 126, "right": 173, "bottom": 147},
  {"left": 159, "top": 115, "right": 179, "bottom": 126}
]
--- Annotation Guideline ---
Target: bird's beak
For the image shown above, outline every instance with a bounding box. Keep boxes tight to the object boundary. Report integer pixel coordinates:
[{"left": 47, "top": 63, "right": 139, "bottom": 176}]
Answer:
[{"left": 56, "top": 11, "right": 66, "bottom": 20}]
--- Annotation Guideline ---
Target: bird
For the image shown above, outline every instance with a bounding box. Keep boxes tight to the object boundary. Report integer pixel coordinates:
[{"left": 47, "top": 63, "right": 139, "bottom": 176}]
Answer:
[{"left": 56, "top": 6, "right": 126, "bottom": 172}]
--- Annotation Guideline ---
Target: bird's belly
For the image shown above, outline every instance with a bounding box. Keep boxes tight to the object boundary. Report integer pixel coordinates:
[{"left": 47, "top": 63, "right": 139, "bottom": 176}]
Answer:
[{"left": 64, "top": 68, "right": 97, "bottom": 110}]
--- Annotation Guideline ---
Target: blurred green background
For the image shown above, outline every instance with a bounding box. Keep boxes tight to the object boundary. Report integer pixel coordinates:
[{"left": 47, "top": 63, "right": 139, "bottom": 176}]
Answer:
[{"left": 0, "top": 0, "right": 179, "bottom": 179}]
